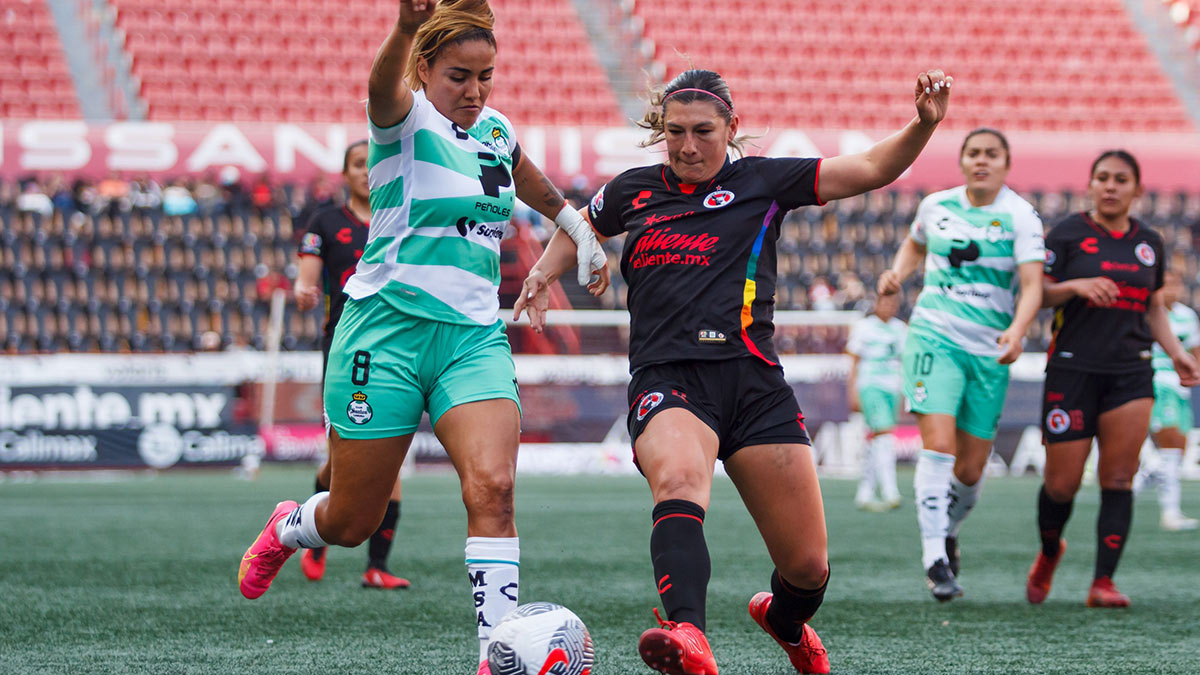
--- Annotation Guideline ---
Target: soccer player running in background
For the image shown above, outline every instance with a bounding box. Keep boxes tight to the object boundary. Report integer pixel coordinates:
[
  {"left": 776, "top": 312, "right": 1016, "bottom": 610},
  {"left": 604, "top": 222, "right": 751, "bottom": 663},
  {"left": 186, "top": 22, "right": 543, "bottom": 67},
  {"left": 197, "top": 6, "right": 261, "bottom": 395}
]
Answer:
[
  {"left": 1029, "top": 151, "right": 1200, "bottom": 608},
  {"left": 517, "top": 66, "right": 953, "bottom": 675},
  {"left": 846, "top": 292, "right": 907, "bottom": 511},
  {"left": 294, "top": 140, "right": 411, "bottom": 590},
  {"left": 236, "top": 2, "right": 607, "bottom": 673},
  {"left": 1134, "top": 269, "right": 1200, "bottom": 531},
  {"left": 877, "top": 128, "right": 1044, "bottom": 602}
]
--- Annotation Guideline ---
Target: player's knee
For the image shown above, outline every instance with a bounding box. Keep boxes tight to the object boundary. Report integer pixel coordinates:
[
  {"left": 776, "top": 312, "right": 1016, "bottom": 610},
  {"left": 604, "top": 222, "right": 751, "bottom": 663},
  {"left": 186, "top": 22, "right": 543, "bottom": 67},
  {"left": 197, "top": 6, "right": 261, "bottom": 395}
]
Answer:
[
  {"left": 781, "top": 555, "right": 829, "bottom": 590},
  {"left": 1042, "top": 477, "right": 1080, "bottom": 502},
  {"left": 462, "top": 473, "right": 515, "bottom": 521},
  {"left": 955, "top": 463, "right": 984, "bottom": 486},
  {"left": 651, "top": 471, "right": 709, "bottom": 503}
]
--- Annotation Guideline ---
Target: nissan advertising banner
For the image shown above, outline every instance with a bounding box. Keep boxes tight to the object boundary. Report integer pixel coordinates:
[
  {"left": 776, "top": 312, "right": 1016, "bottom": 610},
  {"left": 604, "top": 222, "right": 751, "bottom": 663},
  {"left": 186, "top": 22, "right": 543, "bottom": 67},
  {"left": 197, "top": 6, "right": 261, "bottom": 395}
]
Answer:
[
  {"left": 3, "top": 120, "right": 1199, "bottom": 190},
  {"left": 0, "top": 384, "right": 264, "bottom": 469}
]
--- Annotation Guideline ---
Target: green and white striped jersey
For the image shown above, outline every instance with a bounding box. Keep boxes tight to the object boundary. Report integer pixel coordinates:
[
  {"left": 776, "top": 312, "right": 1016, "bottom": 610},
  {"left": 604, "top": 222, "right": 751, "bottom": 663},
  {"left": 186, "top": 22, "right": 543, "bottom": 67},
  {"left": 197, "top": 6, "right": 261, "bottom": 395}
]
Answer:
[
  {"left": 1152, "top": 302, "right": 1200, "bottom": 394},
  {"left": 909, "top": 185, "right": 1044, "bottom": 357},
  {"left": 846, "top": 314, "right": 907, "bottom": 392},
  {"left": 346, "top": 90, "right": 518, "bottom": 326}
]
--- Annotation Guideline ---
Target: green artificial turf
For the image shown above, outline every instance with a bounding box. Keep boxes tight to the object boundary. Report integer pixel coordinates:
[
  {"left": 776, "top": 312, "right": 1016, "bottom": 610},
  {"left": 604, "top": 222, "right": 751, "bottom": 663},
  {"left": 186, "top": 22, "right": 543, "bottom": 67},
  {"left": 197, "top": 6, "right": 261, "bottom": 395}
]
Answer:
[{"left": 2, "top": 466, "right": 1198, "bottom": 673}]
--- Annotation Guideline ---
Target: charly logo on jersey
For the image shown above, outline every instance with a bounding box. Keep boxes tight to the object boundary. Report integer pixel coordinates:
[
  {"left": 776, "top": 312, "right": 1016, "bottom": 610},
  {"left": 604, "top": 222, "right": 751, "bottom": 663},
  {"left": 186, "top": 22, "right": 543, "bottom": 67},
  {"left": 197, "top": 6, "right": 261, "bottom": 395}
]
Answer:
[
  {"left": 636, "top": 391, "right": 665, "bottom": 421},
  {"left": 347, "top": 391, "right": 373, "bottom": 425},
  {"left": 702, "top": 189, "right": 735, "bottom": 209},
  {"left": 913, "top": 380, "right": 928, "bottom": 403},
  {"left": 1134, "top": 242, "right": 1156, "bottom": 267},
  {"left": 1046, "top": 407, "right": 1070, "bottom": 435},
  {"left": 590, "top": 184, "right": 605, "bottom": 215}
]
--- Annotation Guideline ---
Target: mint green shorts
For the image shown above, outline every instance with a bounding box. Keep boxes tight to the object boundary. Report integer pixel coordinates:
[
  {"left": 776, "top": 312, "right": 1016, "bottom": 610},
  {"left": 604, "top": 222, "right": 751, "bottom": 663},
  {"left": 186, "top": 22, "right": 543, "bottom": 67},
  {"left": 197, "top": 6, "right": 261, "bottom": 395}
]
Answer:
[
  {"left": 859, "top": 386, "right": 900, "bottom": 432},
  {"left": 1151, "top": 381, "right": 1193, "bottom": 433},
  {"left": 324, "top": 294, "right": 520, "bottom": 439},
  {"left": 901, "top": 330, "right": 1010, "bottom": 441}
]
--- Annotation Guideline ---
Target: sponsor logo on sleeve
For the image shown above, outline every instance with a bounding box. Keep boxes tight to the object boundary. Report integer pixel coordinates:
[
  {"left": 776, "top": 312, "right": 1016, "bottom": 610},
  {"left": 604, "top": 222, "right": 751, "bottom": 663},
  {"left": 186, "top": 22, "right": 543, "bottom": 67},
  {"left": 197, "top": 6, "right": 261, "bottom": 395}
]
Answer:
[
  {"left": 1045, "top": 249, "right": 1056, "bottom": 266},
  {"left": 590, "top": 185, "right": 605, "bottom": 215}
]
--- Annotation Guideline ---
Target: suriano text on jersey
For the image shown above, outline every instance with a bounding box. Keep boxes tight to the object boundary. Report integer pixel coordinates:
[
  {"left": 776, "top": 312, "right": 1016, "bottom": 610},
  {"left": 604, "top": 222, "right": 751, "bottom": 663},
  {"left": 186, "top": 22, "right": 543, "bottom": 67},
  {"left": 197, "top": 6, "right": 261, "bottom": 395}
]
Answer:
[{"left": 588, "top": 156, "right": 822, "bottom": 372}]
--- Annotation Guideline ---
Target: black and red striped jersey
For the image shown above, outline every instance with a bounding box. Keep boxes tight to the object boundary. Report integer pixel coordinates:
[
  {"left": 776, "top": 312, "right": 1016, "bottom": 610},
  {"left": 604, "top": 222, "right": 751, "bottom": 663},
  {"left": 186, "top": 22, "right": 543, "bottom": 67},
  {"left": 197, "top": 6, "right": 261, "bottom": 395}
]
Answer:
[
  {"left": 588, "top": 156, "right": 821, "bottom": 372},
  {"left": 298, "top": 204, "right": 369, "bottom": 337},
  {"left": 1044, "top": 212, "right": 1165, "bottom": 373}
]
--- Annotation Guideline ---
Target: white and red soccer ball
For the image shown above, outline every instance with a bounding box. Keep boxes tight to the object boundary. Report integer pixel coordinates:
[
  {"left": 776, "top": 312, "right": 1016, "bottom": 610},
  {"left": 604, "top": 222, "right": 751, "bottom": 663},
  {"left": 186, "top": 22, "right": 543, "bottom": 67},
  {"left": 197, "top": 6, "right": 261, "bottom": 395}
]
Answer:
[{"left": 487, "top": 602, "right": 593, "bottom": 675}]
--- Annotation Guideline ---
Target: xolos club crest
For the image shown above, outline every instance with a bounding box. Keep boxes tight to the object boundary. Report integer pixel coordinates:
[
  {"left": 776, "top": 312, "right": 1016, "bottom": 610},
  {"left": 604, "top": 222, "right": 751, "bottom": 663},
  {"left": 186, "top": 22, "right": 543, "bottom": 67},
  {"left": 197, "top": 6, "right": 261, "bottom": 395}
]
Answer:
[
  {"left": 636, "top": 391, "right": 665, "bottom": 421},
  {"left": 347, "top": 391, "right": 373, "bottom": 425},
  {"left": 702, "top": 189, "right": 735, "bottom": 209}
]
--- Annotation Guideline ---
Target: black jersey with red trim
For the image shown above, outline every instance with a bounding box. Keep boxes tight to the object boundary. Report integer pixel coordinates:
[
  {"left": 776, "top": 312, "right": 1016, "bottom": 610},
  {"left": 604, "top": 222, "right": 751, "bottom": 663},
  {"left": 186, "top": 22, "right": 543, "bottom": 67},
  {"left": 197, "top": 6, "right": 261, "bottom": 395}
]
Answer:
[
  {"left": 589, "top": 156, "right": 822, "bottom": 372},
  {"left": 298, "top": 204, "right": 369, "bottom": 337},
  {"left": 1044, "top": 212, "right": 1165, "bottom": 374}
]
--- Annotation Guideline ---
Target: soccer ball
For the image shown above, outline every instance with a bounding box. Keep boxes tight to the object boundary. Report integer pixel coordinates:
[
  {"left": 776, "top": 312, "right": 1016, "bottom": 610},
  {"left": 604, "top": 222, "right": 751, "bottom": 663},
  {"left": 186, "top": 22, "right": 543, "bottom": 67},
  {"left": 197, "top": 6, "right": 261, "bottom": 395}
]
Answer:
[{"left": 487, "top": 602, "right": 594, "bottom": 675}]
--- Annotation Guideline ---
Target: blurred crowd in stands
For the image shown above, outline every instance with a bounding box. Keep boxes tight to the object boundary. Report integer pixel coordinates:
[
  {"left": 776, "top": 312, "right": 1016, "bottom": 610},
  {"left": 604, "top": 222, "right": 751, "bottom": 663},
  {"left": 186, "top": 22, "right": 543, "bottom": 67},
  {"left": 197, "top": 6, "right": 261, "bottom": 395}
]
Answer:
[{"left": 4, "top": 171, "right": 1200, "bottom": 355}]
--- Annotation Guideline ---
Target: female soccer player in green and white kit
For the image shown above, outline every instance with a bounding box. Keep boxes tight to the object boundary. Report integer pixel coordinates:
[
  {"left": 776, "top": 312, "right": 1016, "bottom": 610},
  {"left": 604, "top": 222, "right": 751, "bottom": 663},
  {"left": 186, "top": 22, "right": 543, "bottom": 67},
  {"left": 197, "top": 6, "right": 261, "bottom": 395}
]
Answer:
[
  {"left": 878, "top": 128, "right": 1044, "bottom": 602},
  {"left": 846, "top": 292, "right": 907, "bottom": 511},
  {"left": 1136, "top": 269, "right": 1200, "bottom": 531},
  {"left": 236, "top": 2, "right": 607, "bottom": 673}
]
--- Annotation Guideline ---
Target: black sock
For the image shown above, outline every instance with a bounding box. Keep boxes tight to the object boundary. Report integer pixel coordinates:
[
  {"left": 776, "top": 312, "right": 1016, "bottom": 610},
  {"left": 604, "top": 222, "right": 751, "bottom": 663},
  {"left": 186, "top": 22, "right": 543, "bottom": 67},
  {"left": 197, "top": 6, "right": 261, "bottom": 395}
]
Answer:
[
  {"left": 766, "top": 568, "right": 828, "bottom": 643},
  {"left": 368, "top": 500, "right": 400, "bottom": 571},
  {"left": 650, "top": 499, "right": 710, "bottom": 630},
  {"left": 1037, "top": 485, "right": 1073, "bottom": 558},
  {"left": 1095, "top": 489, "right": 1132, "bottom": 580}
]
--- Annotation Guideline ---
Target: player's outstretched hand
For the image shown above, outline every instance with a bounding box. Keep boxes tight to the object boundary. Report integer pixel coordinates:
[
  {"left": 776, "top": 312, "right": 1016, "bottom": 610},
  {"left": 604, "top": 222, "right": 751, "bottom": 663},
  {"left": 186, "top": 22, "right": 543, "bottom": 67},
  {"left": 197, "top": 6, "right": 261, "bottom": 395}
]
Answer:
[
  {"left": 400, "top": 0, "right": 437, "bottom": 33},
  {"left": 1174, "top": 351, "right": 1200, "bottom": 387},
  {"left": 996, "top": 326, "right": 1025, "bottom": 365},
  {"left": 1073, "top": 277, "right": 1120, "bottom": 307},
  {"left": 914, "top": 70, "right": 952, "bottom": 126},
  {"left": 876, "top": 269, "right": 902, "bottom": 296},
  {"left": 513, "top": 269, "right": 551, "bottom": 334}
]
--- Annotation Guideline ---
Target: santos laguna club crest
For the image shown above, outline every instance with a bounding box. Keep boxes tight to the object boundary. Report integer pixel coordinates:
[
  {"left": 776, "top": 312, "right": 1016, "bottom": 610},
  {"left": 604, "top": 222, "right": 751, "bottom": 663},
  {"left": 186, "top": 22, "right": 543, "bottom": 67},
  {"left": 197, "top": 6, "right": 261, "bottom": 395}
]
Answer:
[{"left": 347, "top": 391, "right": 373, "bottom": 425}]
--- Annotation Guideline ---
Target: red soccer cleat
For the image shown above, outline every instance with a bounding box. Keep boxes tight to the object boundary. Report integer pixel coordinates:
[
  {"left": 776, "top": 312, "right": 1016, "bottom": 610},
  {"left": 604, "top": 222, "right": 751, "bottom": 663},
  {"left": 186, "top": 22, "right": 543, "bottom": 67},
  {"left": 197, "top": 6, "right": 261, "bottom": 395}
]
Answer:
[
  {"left": 1086, "top": 576, "right": 1130, "bottom": 608},
  {"left": 637, "top": 608, "right": 718, "bottom": 675},
  {"left": 476, "top": 659, "right": 491, "bottom": 675},
  {"left": 300, "top": 547, "right": 326, "bottom": 581},
  {"left": 238, "top": 500, "right": 299, "bottom": 599},
  {"left": 748, "top": 592, "right": 830, "bottom": 674},
  {"left": 1025, "top": 539, "right": 1066, "bottom": 605},
  {"left": 362, "top": 567, "right": 411, "bottom": 589}
]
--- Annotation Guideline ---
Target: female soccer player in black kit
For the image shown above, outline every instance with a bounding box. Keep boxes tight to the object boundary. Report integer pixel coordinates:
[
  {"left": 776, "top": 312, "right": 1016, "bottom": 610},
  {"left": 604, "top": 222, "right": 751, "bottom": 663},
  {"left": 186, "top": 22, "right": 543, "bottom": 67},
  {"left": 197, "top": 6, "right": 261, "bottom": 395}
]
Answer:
[
  {"left": 515, "top": 68, "right": 952, "bottom": 674},
  {"left": 294, "top": 140, "right": 410, "bottom": 590},
  {"left": 1028, "top": 150, "right": 1200, "bottom": 608}
]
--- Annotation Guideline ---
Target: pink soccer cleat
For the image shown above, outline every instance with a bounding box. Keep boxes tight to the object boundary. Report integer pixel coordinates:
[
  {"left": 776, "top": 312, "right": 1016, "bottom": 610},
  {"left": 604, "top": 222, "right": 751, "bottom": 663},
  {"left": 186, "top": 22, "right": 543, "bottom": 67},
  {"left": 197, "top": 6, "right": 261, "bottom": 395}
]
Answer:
[{"left": 238, "top": 500, "right": 299, "bottom": 599}]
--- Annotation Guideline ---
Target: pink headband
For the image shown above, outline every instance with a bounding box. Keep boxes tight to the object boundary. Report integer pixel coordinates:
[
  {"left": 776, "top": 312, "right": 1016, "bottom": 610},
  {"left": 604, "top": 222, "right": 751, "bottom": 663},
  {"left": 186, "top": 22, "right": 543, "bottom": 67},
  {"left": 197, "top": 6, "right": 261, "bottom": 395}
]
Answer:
[{"left": 663, "top": 88, "right": 732, "bottom": 112}]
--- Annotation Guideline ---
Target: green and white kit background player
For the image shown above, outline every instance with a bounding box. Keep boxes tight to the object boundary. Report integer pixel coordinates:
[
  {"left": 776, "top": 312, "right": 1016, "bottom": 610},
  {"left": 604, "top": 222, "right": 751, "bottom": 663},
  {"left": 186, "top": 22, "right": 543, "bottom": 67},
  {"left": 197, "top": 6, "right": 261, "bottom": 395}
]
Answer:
[
  {"left": 1134, "top": 269, "right": 1200, "bottom": 531},
  {"left": 234, "top": 2, "right": 607, "bottom": 673},
  {"left": 846, "top": 292, "right": 907, "bottom": 511},
  {"left": 877, "top": 128, "right": 1044, "bottom": 601}
]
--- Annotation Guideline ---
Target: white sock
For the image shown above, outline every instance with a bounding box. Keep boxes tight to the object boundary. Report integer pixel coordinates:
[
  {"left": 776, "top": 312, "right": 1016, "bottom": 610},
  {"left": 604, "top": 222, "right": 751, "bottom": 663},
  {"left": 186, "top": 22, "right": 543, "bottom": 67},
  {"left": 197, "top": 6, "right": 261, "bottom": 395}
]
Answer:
[
  {"left": 466, "top": 536, "right": 520, "bottom": 662},
  {"left": 856, "top": 437, "right": 878, "bottom": 504},
  {"left": 946, "top": 475, "right": 983, "bottom": 538},
  {"left": 874, "top": 433, "right": 900, "bottom": 502},
  {"left": 915, "top": 449, "right": 954, "bottom": 570},
  {"left": 276, "top": 492, "right": 329, "bottom": 549},
  {"left": 1158, "top": 448, "right": 1184, "bottom": 516}
]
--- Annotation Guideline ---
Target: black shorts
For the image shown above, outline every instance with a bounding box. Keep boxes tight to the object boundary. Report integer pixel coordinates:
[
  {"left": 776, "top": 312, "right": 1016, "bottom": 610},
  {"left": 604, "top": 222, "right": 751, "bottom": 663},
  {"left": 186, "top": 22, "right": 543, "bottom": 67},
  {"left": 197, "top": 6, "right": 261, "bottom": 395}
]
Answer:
[
  {"left": 1041, "top": 367, "right": 1154, "bottom": 442},
  {"left": 627, "top": 358, "right": 810, "bottom": 461}
]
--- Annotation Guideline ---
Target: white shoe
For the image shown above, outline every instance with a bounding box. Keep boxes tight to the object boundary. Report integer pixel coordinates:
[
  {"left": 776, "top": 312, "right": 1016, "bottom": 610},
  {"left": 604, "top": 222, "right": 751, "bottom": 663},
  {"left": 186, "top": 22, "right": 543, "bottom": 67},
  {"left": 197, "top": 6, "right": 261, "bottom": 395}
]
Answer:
[{"left": 1161, "top": 512, "right": 1199, "bottom": 531}]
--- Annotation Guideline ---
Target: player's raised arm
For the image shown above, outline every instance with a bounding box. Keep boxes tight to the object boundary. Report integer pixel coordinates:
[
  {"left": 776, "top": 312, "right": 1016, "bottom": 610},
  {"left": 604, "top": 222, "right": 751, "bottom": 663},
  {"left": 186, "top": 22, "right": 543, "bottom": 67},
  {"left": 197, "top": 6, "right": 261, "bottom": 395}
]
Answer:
[
  {"left": 368, "top": 0, "right": 436, "bottom": 128},
  {"left": 512, "top": 156, "right": 608, "bottom": 287},
  {"left": 816, "top": 70, "right": 952, "bottom": 203}
]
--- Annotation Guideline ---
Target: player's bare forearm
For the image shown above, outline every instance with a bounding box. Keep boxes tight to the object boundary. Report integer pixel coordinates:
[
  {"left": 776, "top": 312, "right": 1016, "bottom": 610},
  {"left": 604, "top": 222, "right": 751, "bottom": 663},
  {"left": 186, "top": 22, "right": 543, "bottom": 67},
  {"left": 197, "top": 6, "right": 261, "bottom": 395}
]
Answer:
[
  {"left": 1009, "top": 262, "right": 1043, "bottom": 335},
  {"left": 513, "top": 156, "right": 566, "bottom": 218},
  {"left": 1041, "top": 278, "right": 1077, "bottom": 307},
  {"left": 890, "top": 237, "right": 924, "bottom": 280},
  {"left": 529, "top": 227, "right": 580, "bottom": 285}
]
